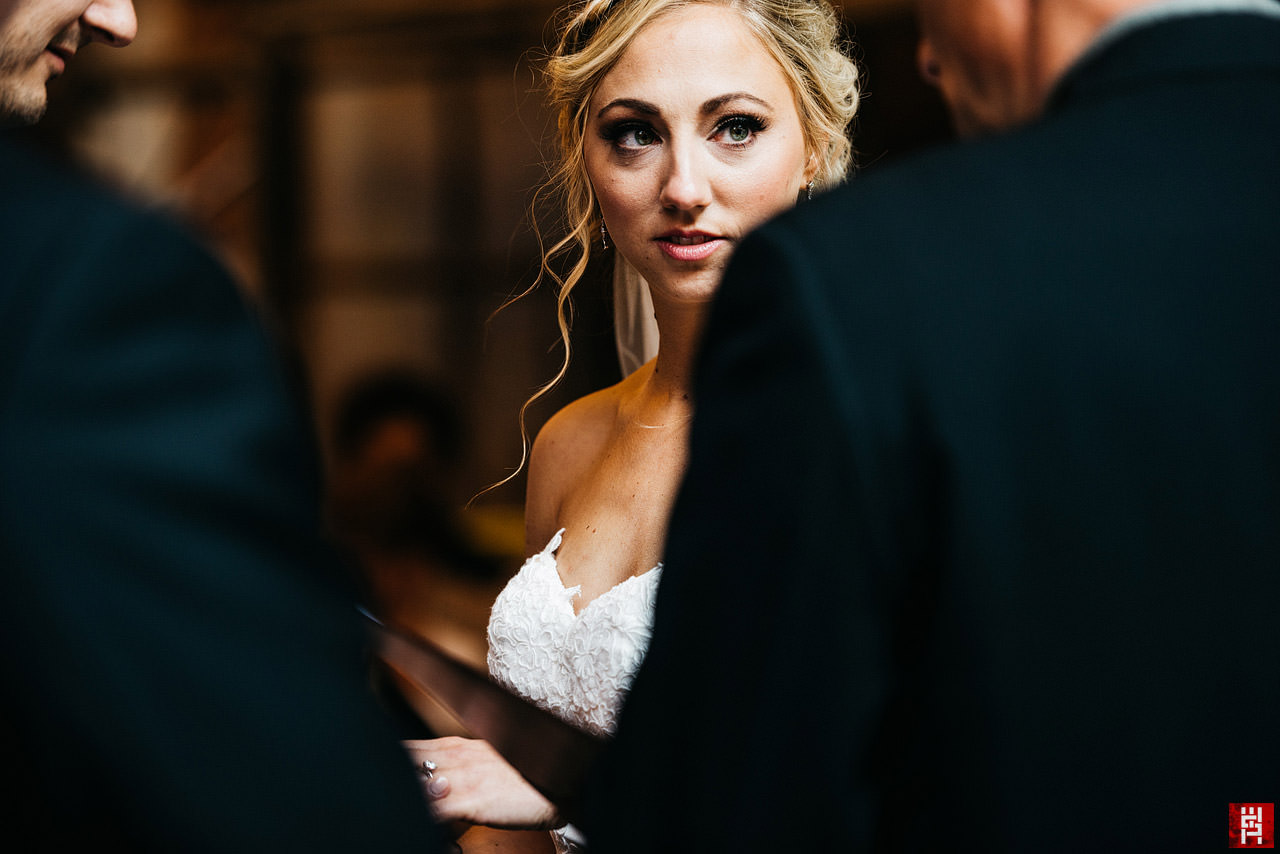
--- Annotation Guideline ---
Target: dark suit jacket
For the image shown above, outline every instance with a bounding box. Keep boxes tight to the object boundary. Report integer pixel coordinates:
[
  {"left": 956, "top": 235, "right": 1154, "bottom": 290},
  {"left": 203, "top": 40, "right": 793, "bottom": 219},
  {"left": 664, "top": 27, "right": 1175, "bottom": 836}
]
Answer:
[
  {"left": 586, "top": 12, "right": 1280, "bottom": 852},
  {"left": 0, "top": 139, "right": 444, "bottom": 851}
]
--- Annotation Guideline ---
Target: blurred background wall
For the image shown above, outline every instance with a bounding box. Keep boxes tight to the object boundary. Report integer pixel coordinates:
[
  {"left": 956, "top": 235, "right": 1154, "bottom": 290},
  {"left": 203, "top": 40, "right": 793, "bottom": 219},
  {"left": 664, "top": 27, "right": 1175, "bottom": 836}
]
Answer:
[{"left": 13, "top": 0, "right": 951, "bottom": 561}]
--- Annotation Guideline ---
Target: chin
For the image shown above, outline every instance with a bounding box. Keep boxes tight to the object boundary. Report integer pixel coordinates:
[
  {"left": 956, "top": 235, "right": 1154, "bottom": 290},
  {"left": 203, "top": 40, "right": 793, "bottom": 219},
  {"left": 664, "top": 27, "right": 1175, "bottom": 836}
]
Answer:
[
  {"left": 658, "top": 277, "right": 723, "bottom": 305},
  {"left": 0, "top": 73, "right": 50, "bottom": 126},
  {"left": 0, "top": 96, "right": 48, "bottom": 127}
]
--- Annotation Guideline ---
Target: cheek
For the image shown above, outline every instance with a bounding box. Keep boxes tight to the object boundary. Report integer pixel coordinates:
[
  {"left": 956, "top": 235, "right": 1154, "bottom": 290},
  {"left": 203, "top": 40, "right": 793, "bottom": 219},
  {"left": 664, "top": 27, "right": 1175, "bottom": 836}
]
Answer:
[
  {"left": 586, "top": 157, "right": 629, "bottom": 222},
  {"left": 594, "top": 177, "right": 647, "bottom": 235},
  {"left": 728, "top": 161, "right": 803, "bottom": 228}
]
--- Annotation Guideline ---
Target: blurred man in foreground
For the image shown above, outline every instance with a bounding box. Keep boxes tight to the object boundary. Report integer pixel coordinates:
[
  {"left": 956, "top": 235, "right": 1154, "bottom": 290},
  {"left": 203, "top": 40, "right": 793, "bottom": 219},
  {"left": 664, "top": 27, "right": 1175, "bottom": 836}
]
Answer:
[{"left": 1, "top": 2, "right": 446, "bottom": 849}]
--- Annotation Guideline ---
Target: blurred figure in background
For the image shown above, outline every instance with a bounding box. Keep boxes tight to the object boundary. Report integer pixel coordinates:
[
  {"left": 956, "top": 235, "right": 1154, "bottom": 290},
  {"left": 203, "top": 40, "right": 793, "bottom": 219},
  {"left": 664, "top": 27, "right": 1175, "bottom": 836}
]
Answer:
[
  {"left": 1, "top": 2, "right": 446, "bottom": 850},
  {"left": 328, "top": 368, "right": 506, "bottom": 669}
]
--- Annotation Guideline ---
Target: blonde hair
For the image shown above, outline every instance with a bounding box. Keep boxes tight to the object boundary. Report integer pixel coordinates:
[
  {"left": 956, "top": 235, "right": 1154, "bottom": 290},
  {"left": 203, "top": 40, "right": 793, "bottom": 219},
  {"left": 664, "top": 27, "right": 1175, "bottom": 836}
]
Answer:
[{"left": 492, "top": 0, "right": 860, "bottom": 493}]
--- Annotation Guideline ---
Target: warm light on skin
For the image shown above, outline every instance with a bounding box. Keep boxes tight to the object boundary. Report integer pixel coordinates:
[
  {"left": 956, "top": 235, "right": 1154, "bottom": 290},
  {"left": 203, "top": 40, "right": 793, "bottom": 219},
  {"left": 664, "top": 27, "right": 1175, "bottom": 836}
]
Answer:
[
  {"left": 0, "top": 0, "right": 137, "bottom": 125},
  {"left": 914, "top": 0, "right": 1036, "bottom": 136},
  {"left": 915, "top": 0, "right": 1143, "bottom": 137},
  {"left": 583, "top": 4, "right": 816, "bottom": 307}
]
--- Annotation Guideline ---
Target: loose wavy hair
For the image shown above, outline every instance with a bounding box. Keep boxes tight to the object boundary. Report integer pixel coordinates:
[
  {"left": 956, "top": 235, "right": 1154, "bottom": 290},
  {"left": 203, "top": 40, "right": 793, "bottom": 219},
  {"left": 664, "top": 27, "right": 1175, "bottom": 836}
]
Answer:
[{"left": 490, "top": 0, "right": 860, "bottom": 494}]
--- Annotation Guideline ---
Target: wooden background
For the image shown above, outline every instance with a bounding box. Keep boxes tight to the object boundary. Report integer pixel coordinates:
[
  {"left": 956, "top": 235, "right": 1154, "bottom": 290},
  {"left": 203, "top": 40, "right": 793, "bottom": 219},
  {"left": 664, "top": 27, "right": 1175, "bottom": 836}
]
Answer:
[{"left": 17, "top": 0, "right": 951, "bottom": 525}]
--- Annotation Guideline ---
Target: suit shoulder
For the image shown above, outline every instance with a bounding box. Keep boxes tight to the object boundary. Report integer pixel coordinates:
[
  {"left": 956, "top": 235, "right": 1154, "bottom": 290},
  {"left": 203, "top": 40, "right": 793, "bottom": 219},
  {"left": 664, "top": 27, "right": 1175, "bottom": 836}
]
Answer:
[
  {"left": 2, "top": 139, "right": 131, "bottom": 221},
  {"left": 0, "top": 138, "right": 212, "bottom": 263}
]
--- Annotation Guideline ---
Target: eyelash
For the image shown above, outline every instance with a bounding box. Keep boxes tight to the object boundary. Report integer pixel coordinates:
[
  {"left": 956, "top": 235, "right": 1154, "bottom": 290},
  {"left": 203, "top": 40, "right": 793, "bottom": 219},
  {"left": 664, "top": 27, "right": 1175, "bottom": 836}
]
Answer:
[
  {"left": 599, "top": 112, "right": 771, "bottom": 152},
  {"left": 600, "top": 120, "right": 658, "bottom": 151},
  {"left": 714, "top": 113, "right": 769, "bottom": 147}
]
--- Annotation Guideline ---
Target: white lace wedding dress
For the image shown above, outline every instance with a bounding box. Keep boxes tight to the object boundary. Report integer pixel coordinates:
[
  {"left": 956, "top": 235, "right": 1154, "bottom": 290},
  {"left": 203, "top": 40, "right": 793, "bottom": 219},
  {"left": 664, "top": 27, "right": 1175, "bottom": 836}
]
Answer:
[{"left": 487, "top": 528, "right": 662, "bottom": 853}]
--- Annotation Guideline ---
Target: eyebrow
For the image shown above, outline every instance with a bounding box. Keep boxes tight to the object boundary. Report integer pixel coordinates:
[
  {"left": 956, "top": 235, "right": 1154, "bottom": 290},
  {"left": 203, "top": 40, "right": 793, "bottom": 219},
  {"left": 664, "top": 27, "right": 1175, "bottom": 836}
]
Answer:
[
  {"left": 596, "top": 92, "right": 774, "bottom": 120},
  {"left": 597, "top": 98, "right": 660, "bottom": 118},
  {"left": 702, "top": 92, "right": 773, "bottom": 114}
]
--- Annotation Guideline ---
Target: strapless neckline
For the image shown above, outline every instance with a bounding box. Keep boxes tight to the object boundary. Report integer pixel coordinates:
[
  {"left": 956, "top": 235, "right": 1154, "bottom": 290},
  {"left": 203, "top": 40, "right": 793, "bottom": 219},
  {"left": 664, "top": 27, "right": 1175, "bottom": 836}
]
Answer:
[
  {"left": 487, "top": 528, "right": 662, "bottom": 739},
  {"left": 535, "top": 528, "right": 662, "bottom": 617}
]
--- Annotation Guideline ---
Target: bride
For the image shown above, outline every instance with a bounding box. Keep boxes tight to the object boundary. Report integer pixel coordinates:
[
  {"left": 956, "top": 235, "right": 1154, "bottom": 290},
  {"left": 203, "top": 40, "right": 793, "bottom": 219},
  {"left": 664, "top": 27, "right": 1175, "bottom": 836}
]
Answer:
[{"left": 406, "top": 0, "right": 859, "bottom": 849}]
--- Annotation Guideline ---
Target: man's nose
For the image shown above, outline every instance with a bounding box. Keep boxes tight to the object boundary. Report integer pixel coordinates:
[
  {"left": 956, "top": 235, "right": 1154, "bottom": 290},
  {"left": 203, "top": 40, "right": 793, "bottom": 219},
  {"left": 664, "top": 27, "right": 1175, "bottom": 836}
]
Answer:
[{"left": 82, "top": 0, "right": 138, "bottom": 48}]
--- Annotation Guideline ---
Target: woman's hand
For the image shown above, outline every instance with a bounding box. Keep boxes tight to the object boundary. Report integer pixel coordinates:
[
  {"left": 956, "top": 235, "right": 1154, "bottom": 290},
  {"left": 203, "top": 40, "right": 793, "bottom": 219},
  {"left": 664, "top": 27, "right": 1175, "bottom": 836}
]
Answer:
[{"left": 403, "top": 737, "right": 562, "bottom": 830}]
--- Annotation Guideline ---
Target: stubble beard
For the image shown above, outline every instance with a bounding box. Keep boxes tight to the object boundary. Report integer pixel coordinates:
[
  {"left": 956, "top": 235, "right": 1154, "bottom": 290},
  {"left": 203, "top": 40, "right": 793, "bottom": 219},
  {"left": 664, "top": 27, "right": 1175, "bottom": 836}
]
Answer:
[
  {"left": 0, "top": 84, "right": 49, "bottom": 126},
  {"left": 0, "top": 29, "right": 54, "bottom": 126}
]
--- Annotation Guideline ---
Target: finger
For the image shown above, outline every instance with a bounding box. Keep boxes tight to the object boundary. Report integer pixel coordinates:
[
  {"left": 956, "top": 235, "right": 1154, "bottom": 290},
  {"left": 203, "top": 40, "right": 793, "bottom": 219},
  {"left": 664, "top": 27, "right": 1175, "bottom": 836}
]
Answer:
[{"left": 427, "top": 774, "right": 451, "bottom": 800}]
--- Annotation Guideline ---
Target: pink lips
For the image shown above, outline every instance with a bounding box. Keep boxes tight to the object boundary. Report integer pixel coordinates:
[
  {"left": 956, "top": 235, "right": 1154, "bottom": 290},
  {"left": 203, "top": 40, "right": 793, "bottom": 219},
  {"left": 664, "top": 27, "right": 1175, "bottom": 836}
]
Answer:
[{"left": 656, "top": 232, "right": 725, "bottom": 262}]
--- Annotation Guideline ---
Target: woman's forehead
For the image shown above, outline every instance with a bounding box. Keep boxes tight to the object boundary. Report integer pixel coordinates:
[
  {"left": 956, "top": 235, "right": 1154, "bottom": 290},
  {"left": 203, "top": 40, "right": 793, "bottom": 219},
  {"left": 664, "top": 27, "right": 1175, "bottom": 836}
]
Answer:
[{"left": 591, "top": 5, "right": 792, "bottom": 115}]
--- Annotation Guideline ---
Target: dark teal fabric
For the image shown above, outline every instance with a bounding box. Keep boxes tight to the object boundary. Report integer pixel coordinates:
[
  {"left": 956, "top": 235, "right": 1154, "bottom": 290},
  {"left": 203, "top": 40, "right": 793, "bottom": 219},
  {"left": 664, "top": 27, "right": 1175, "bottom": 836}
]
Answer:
[
  {"left": 0, "top": 139, "right": 443, "bottom": 852},
  {"left": 589, "top": 12, "right": 1280, "bottom": 853}
]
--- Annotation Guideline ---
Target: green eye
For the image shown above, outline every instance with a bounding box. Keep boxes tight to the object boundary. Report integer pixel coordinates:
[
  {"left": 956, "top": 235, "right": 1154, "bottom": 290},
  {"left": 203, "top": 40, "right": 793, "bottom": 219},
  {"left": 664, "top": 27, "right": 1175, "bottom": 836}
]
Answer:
[
  {"left": 603, "top": 122, "right": 660, "bottom": 150},
  {"left": 716, "top": 114, "right": 766, "bottom": 146}
]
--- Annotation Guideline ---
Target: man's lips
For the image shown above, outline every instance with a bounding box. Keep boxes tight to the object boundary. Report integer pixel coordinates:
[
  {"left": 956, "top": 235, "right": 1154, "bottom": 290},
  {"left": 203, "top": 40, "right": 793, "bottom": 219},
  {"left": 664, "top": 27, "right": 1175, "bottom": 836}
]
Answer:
[
  {"left": 655, "top": 232, "right": 727, "bottom": 262},
  {"left": 45, "top": 45, "right": 74, "bottom": 75}
]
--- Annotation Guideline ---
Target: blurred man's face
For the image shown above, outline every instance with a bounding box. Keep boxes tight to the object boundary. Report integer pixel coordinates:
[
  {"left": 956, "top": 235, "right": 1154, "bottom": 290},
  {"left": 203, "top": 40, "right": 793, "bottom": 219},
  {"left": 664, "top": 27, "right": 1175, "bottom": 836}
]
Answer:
[
  {"left": 0, "top": 0, "right": 136, "bottom": 125},
  {"left": 915, "top": 0, "right": 1036, "bottom": 137}
]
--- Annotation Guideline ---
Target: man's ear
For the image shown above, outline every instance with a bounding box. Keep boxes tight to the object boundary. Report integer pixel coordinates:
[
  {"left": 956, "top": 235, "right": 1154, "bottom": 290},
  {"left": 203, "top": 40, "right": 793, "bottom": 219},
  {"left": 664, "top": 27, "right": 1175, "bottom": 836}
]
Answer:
[{"left": 918, "top": 37, "right": 942, "bottom": 85}]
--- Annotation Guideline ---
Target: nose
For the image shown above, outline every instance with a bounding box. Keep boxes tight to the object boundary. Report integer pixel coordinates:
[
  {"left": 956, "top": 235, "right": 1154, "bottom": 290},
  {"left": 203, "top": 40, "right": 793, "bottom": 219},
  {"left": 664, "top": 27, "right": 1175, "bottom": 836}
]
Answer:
[
  {"left": 659, "top": 143, "right": 712, "bottom": 212},
  {"left": 917, "top": 38, "right": 941, "bottom": 87},
  {"left": 82, "top": 0, "right": 138, "bottom": 48}
]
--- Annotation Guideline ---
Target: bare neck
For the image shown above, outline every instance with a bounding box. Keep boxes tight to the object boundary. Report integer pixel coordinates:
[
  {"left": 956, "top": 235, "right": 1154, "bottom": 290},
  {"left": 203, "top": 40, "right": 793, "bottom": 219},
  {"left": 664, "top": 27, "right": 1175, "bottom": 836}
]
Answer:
[
  {"left": 1027, "top": 0, "right": 1165, "bottom": 116},
  {"left": 623, "top": 290, "right": 709, "bottom": 425}
]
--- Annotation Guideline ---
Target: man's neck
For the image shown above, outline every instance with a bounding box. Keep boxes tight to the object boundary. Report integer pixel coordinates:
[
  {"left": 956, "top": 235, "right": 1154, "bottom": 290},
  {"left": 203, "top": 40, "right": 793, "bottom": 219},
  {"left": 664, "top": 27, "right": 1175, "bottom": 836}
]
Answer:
[{"left": 1064, "top": 0, "right": 1280, "bottom": 82}]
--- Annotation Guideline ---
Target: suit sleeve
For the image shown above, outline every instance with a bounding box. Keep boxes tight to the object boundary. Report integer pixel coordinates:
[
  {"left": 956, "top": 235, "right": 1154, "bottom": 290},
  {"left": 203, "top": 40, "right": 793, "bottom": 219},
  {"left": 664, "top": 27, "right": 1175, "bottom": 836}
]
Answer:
[
  {"left": 0, "top": 200, "right": 443, "bottom": 851},
  {"left": 584, "top": 221, "right": 909, "bottom": 852}
]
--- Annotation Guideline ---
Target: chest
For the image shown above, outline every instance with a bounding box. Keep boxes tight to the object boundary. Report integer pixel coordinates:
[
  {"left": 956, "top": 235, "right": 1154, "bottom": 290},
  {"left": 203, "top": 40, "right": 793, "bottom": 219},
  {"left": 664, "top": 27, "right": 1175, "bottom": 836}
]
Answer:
[{"left": 552, "top": 429, "right": 687, "bottom": 604}]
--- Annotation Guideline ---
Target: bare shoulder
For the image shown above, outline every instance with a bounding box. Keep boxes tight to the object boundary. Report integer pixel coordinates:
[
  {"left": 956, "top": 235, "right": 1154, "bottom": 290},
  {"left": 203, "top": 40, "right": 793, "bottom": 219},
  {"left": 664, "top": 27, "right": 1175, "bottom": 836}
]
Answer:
[
  {"left": 534, "top": 385, "right": 621, "bottom": 460},
  {"left": 523, "top": 379, "right": 631, "bottom": 554}
]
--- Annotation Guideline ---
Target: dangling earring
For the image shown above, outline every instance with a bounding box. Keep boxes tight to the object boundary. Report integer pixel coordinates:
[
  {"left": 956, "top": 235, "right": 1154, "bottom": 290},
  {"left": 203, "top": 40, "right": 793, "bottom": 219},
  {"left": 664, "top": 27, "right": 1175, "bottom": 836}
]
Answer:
[
  {"left": 601, "top": 220, "right": 610, "bottom": 249},
  {"left": 806, "top": 181, "right": 815, "bottom": 201}
]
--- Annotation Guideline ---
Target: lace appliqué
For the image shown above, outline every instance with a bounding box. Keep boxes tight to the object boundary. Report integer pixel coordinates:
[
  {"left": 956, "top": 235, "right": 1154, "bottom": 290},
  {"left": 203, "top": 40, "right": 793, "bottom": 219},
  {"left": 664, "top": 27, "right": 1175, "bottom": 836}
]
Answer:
[
  {"left": 486, "top": 529, "right": 661, "bottom": 739},
  {"left": 487, "top": 530, "right": 661, "bottom": 854}
]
